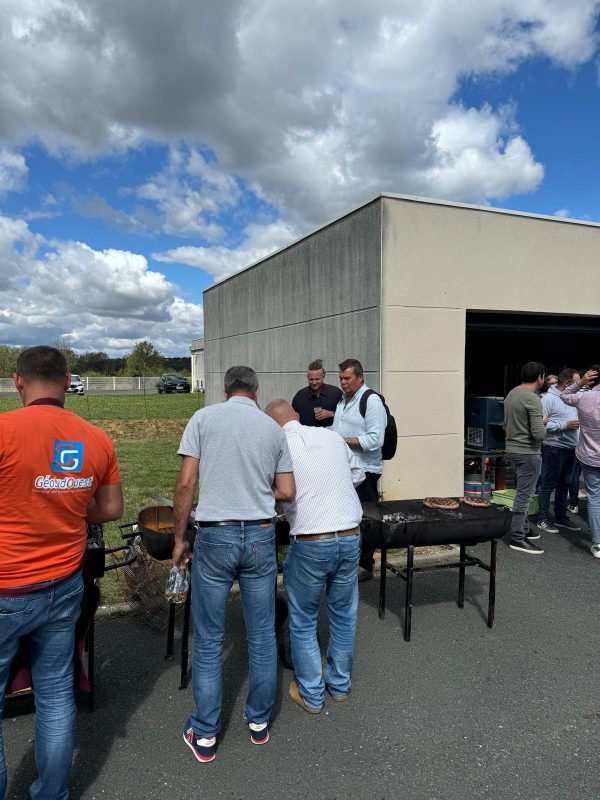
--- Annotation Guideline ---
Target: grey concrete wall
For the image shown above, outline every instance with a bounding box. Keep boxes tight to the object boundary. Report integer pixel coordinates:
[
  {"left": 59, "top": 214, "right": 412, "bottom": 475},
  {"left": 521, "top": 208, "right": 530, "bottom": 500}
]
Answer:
[{"left": 203, "top": 200, "right": 382, "bottom": 406}]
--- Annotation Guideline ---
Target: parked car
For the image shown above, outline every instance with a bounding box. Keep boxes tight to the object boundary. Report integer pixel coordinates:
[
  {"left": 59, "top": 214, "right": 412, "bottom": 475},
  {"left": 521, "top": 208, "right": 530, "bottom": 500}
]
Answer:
[
  {"left": 156, "top": 373, "right": 191, "bottom": 393},
  {"left": 66, "top": 374, "right": 84, "bottom": 395}
]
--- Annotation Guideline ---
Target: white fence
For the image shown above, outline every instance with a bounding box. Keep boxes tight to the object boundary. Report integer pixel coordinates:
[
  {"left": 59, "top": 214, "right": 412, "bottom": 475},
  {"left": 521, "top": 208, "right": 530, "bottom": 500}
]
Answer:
[{"left": 0, "top": 376, "right": 163, "bottom": 394}]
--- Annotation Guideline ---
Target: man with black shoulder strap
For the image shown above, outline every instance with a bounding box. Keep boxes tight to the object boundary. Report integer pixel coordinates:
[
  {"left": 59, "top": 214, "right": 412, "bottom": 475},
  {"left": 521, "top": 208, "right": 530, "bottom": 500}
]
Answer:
[{"left": 332, "top": 358, "right": 387, "bottom": 580}]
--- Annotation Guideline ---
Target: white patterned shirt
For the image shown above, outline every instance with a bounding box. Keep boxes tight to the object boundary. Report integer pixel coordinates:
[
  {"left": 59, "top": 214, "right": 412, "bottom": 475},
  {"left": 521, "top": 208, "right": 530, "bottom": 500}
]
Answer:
[{"left": 281, "top": 420, "right": 365, "bottom": 536}]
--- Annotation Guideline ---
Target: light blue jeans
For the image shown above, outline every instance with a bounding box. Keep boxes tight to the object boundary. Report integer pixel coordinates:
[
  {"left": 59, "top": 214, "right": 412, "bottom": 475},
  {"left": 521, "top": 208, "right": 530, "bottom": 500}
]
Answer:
[
  {"left": 283, "top": 534, "right": 360, "bottom": 709},
  {"left": 581, "top": 463, "right": 600, "bottom": 544},
  {"left": 0, "top": 569, "right": 84, "bottom": 800},
  {"left": 188, "top": 524, "right": 277, "bottom": 739}
]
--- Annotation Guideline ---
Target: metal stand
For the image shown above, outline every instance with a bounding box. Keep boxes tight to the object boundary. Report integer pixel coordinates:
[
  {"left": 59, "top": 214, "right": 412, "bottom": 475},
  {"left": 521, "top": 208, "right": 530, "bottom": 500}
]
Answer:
[
  {"left": 378, "top": 539, "right": 498, "bottom": 641},
  {"left": 165, "top": 588, "right": 192, "bottom": 690}
]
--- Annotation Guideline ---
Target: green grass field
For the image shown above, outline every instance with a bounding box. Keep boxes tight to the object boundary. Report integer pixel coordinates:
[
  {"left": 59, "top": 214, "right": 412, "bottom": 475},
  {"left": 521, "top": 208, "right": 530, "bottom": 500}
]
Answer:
[{"left": 0, "top": 393, "right": 204, "bottom": 605}]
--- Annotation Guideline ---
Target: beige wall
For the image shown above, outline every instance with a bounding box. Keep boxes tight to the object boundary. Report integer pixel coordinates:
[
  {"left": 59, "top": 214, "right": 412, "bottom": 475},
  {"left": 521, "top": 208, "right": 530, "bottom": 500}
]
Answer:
[{"left": 380, "top": 196, "right": 600, "bottom": 499}]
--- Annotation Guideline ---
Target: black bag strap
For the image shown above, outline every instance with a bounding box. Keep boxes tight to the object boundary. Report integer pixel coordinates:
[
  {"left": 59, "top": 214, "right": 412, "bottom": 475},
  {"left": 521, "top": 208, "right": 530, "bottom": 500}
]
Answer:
[{"left": 359, "top": 389, "right": 378, "bottom": 418}]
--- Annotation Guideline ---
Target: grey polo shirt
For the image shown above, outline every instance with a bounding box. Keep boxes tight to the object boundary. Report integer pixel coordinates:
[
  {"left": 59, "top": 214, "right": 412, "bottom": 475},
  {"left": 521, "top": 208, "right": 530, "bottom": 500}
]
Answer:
[{"left": 178, "top": 395, "right": 293, "bottom": 521}]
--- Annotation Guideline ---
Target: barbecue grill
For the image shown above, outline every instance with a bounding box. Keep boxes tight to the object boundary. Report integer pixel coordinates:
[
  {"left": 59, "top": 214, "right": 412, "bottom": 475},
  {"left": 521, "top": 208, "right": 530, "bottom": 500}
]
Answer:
[{"left": 361, "top": 500, "right": 511, "bottom": 641}]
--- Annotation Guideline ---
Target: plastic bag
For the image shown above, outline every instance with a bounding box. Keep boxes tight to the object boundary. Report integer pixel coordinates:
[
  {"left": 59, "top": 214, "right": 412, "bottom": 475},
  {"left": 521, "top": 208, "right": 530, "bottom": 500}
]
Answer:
[{"left": 165, "top": 566, "right": 190, "bottom": 604}]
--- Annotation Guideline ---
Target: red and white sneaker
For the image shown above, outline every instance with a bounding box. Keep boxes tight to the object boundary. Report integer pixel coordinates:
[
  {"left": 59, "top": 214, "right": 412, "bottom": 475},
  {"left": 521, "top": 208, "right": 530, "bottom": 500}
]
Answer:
[
  {"left": 183, "top": 728, "right": 216, "bottom": 763},
  {"left": 249, "top": 722, "right": 269, "bottom": 745}
]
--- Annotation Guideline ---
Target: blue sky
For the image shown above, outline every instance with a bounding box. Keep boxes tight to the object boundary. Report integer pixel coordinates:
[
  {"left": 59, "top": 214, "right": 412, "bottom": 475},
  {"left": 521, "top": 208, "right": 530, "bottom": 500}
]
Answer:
[{"left": 1, "top": 1, "right": 599, "bottom": 356}]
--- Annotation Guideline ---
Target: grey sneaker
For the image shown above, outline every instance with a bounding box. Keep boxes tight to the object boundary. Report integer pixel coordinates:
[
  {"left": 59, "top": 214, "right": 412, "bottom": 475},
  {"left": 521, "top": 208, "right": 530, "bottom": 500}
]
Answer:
[
  {"left": 591, "top": 544, "right": 600, "bottom": 559},
  {"left": 536, "top": 519, "right": 559, "bottom": 534},
  {"left": 509, "top": 538, "right": 544, "bottom": 554},
  {"left": 568, "top": 505, "right": 579, "bottom": 515},
  {"left": 555, "top": 517, "right": 582, "bottom": 532}
]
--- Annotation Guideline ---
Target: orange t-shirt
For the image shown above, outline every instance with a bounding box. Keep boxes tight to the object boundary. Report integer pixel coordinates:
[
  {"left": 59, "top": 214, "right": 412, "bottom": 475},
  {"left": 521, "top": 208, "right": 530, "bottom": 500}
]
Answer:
[{"left": 0, "top": 404, "right": 121, "bottom": 588}]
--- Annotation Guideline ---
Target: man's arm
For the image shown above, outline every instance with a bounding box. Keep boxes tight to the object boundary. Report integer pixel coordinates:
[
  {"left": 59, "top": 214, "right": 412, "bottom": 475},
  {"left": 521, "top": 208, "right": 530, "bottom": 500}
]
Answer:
[
  {"left": 172, "top": 455, "right": 198, "bottom": 567},
  {"left": 86, "top": 483, "right": 124, "bottom": 523},
  {"left": 273, "top": 472, "right": 295, "bottom": 502},
  {"left": 542, "top": 394, "right": 565, "bottom": 432},
  {"left": 527, "top": 395, "right": 547, "bottom": 441}
]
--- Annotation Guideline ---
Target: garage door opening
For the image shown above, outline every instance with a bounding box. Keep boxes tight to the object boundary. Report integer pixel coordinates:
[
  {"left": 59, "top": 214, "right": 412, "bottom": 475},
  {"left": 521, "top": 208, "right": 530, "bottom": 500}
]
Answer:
[{"left": 465, "top": 311, "right": 600, "bottom": 397}]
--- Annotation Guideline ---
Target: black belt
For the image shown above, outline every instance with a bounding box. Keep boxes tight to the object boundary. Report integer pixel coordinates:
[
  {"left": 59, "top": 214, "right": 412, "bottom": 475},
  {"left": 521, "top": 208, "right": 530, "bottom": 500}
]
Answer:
[{"left": 197, "top": 519, "right": 274, "bottom": 527}]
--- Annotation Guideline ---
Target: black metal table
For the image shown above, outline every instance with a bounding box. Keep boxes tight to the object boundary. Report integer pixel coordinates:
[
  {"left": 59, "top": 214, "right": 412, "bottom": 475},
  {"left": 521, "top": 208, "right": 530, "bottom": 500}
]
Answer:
[{"left": 361, "top": 500, "right": 510, "bottom": 641}]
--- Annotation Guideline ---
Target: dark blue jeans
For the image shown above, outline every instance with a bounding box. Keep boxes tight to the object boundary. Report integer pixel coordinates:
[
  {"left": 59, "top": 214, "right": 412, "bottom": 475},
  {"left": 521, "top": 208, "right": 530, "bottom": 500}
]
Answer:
[
  {"left": 0, "top": 569, "right": 84, "bottom": 800},
  {"left": 538, "top": 446, "right": 576, "bottom": 522}
]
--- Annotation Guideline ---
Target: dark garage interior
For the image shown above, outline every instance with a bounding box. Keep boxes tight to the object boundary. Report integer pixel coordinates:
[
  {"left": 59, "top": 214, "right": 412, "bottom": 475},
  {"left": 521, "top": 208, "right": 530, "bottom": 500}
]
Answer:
[{"left": 465, "top": 310, "right": 600, "bottom": 397}]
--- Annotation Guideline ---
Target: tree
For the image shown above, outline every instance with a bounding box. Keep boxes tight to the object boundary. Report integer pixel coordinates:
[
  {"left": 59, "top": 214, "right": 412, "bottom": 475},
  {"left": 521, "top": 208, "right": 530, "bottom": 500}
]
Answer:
[
  {"left": 125, "top": 340, "right": 166, "bottom": 376},
  {"left": 74, "top": 351, "right": 110, "bottom": 375},
  {"left": 52, "top": 338, "right": 78, "bottom": 371},
  {"left": 0, "top": 345, "right": 23, "bottom": 378}
]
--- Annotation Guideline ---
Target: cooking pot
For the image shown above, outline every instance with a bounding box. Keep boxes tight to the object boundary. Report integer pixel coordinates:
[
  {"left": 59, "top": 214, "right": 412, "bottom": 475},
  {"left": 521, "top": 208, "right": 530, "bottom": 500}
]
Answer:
[{"left": 137, "top": 506, "right": 196, "bottom": 560}]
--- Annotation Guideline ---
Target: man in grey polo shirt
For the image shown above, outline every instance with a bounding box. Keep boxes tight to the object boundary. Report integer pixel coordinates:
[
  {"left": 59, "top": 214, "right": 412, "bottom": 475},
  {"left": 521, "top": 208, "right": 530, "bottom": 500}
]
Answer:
[{"left": 173, "top": 366, "right": 295, "bottom": 763}]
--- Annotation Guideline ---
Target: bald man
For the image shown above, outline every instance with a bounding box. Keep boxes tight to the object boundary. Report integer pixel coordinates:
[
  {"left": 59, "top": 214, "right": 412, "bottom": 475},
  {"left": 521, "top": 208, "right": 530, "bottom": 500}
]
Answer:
[{"left": 265, "top": 400, "right": 364, "bottom": 713}]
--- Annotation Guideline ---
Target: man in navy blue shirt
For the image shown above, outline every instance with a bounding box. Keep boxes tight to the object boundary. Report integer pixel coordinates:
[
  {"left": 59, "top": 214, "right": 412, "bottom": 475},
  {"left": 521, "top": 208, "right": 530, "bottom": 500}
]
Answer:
[{"left": 292, "top": 359, "right": 342, "bottom": 427}]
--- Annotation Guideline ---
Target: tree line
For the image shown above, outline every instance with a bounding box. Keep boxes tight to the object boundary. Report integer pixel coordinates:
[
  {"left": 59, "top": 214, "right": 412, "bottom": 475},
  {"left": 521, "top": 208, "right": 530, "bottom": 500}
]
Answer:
[{"left": 0, "top": 341, "right": 190, "bottom": 378}]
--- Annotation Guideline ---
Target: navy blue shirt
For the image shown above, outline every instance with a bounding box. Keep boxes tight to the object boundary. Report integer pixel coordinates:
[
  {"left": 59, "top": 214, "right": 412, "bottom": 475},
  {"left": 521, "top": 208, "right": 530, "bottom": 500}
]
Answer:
[{"left": 291, "top": 383, "right": 343, "bottom": 427}]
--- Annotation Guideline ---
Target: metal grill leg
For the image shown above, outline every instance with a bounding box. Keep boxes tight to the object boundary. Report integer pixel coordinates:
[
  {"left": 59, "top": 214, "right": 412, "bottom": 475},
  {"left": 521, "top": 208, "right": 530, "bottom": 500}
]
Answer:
[
  {"left": 166, "top": 602, "right": 176, "bottom": 660},
  {"left": 87, "top": 617, "right": 95, "bottom": 711},
  {"left": 180, "top": 587, "right": 192, "bottom": 689},
  {"left": 404, "top": 545, "right": 414, "bottom": 642},
  {"left": 378, "top": 546, "right": 387, "bottom": 619},
  {"left": 487, "top": 539, "right": 497, "bottom": 628},
  {"left": 458, "top": 543, "right": 466, "bottom": 608}
]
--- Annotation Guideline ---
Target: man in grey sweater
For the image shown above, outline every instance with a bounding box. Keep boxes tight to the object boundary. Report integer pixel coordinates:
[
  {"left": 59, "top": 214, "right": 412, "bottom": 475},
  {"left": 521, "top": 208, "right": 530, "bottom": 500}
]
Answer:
[{"left": 504, "top": 362, "right": 547, "bottom": 554}]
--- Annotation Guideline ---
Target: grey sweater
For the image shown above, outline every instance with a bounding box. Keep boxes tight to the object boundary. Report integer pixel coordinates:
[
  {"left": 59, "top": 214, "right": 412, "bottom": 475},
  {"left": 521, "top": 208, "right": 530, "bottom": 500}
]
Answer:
[{"left": 504, "top": 386, "right": 547, "bottom": 454}]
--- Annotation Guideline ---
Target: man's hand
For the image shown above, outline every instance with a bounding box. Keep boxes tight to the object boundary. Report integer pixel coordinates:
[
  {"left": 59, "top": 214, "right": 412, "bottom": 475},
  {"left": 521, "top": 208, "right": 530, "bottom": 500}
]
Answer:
[
  {"left": 580, "top": 369, "right": 598, "bottom": 387},
  {"left": 542, "top": 415, "right": 548, "bottom": 426},
  {"left": 314, "top": 409, "right": 334, "bottom": 422},
  {"left": 566, "top": 420, "right": 580, "bottom": 430},
  {"left": 172, "top": 539, "right": 191, "bottom": 569}
]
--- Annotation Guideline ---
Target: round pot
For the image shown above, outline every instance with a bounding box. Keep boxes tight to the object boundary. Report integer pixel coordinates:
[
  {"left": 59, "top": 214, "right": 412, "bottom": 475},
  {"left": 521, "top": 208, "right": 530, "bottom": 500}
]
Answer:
[{"left": 137, "top": 506, "right": 195, "bottom": 560}]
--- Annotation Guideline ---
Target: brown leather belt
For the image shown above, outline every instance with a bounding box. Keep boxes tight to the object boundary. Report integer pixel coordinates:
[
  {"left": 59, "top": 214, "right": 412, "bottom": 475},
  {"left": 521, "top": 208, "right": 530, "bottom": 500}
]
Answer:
[{"left": 292, "top": 527, "right": 360, "bottom": 541}]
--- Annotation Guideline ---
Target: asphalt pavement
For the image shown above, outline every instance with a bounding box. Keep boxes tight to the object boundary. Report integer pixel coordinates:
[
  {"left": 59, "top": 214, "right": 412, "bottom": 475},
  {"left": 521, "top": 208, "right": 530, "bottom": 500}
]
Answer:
[{"left": 4, "top": 514, "right": 600, "bottom": 800}]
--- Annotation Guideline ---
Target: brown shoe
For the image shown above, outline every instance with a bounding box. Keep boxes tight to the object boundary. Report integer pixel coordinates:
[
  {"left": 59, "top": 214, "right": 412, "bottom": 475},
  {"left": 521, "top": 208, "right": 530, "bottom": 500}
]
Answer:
[
  {"left": 289, "top": 680, "right": 322, "bottom": 714},
  {"left": 322, "top": 669, "right": 349, "bottom": 702}
]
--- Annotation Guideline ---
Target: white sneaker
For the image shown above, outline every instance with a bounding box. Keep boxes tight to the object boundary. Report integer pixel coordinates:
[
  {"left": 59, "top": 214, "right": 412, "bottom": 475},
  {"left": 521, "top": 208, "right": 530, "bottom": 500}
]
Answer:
[
  {"left": 568, "top": 505, "right": 579, "bottom": 514},
  {"left": 590, "top": 544, "right": 600, "bottom": 558}
]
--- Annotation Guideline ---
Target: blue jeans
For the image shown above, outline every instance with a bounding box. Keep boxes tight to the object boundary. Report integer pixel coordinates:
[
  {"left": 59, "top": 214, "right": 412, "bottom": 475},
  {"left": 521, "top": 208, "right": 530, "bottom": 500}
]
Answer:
[
  {"left": 283, "top": 534, "right": 360, "bottom": 709},
  {"left": 581, "top": 463, "right": 600, "bottom": 544},
  {"left": 508, "top": 454, "right": 542, "bottom": 540},
  {"left": 0, "top": 569, "right": 84, "bottom": 800},
  {"left": 188, "top": 524, "right": 277, "bottom": 739},
  {"left": 538, "top": 446, "right": 576, "bottom": 522}
]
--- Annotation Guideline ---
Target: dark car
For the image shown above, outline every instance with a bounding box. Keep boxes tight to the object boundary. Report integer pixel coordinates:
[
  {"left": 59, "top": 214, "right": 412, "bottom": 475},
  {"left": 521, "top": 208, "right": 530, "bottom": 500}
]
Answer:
[{"left": 157, "top": 373, "right": 191, "bottom": 394}]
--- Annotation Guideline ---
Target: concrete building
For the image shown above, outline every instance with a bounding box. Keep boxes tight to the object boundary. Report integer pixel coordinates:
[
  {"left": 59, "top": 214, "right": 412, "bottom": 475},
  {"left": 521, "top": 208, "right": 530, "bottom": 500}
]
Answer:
[
  {"left": 190, "top": 338, "right": 205, "bottom": 391},
  {"left": 203, "top": 193, "right": 600, "bottom": 500}
]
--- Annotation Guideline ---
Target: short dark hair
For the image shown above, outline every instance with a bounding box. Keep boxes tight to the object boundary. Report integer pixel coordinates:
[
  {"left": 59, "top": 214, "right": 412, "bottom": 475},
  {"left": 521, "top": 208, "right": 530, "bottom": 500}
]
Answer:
[
  {"left": 521, "top": 361, "right": 545, "bottom": 383},
  {"left": 308, "top": 359, "right": 324, "bottom": 373},
  {"left": 558, "top": 368, "right": 577, "bottom": 385},
  {"left": 338, "top": 358, "right": 363, "bottom": 376},
  {"left": 16, "top": 346, "right": 68, "bottom": 382},
  {"left": 223, "top": 366, "right": 258, "bottom": 394}
]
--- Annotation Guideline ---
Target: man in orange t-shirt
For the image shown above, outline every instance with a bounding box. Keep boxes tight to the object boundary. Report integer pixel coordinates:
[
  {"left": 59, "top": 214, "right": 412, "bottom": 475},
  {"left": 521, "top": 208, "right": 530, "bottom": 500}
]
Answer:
[{"left": 0, "top": 346, "right": 123, "bottom": 800}]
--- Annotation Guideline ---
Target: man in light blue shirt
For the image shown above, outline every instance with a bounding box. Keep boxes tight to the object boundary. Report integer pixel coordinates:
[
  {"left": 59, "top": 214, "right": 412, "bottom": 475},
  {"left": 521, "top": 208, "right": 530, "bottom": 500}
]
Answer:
[
  {"left": 332, "top": 358, "right": 387, "bottom": 579},
  {"left": 536, "top": 368, "right": 581, "bottom": 534}
]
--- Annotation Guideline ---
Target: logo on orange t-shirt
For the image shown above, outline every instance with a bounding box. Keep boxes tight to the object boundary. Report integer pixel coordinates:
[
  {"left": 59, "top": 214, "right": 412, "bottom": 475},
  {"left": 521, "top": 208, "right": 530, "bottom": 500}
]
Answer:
[{"left": 52, "top": 440, "right": 84, "bottom": 472}]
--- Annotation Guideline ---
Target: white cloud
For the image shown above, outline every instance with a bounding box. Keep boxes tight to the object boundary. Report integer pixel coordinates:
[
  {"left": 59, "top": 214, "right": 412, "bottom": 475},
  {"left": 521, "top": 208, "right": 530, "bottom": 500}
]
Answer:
[
  {"left": 0, "top": 213, "right": 204, "bottom": 354},
  {"left": 0, "top": 148, "right": 28, "bottom": 194},
  {"left": 554, "top": 208, "right": 571, "bottom": 217},
  {"left": 153, "top": 220, "right": 299, "bottom": 282},
  {"left": 136, "top": 147, "right": 240, "bottom": 238},
  {"left": 0, "top": 0, "right": 598, "bottom": 225}
]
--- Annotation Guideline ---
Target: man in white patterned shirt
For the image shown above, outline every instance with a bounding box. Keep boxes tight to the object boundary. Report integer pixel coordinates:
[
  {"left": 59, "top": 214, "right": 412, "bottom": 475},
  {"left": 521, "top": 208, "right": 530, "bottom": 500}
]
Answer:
[{"left": 265, "top": 399, "right": 365, "bottom": 713}]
